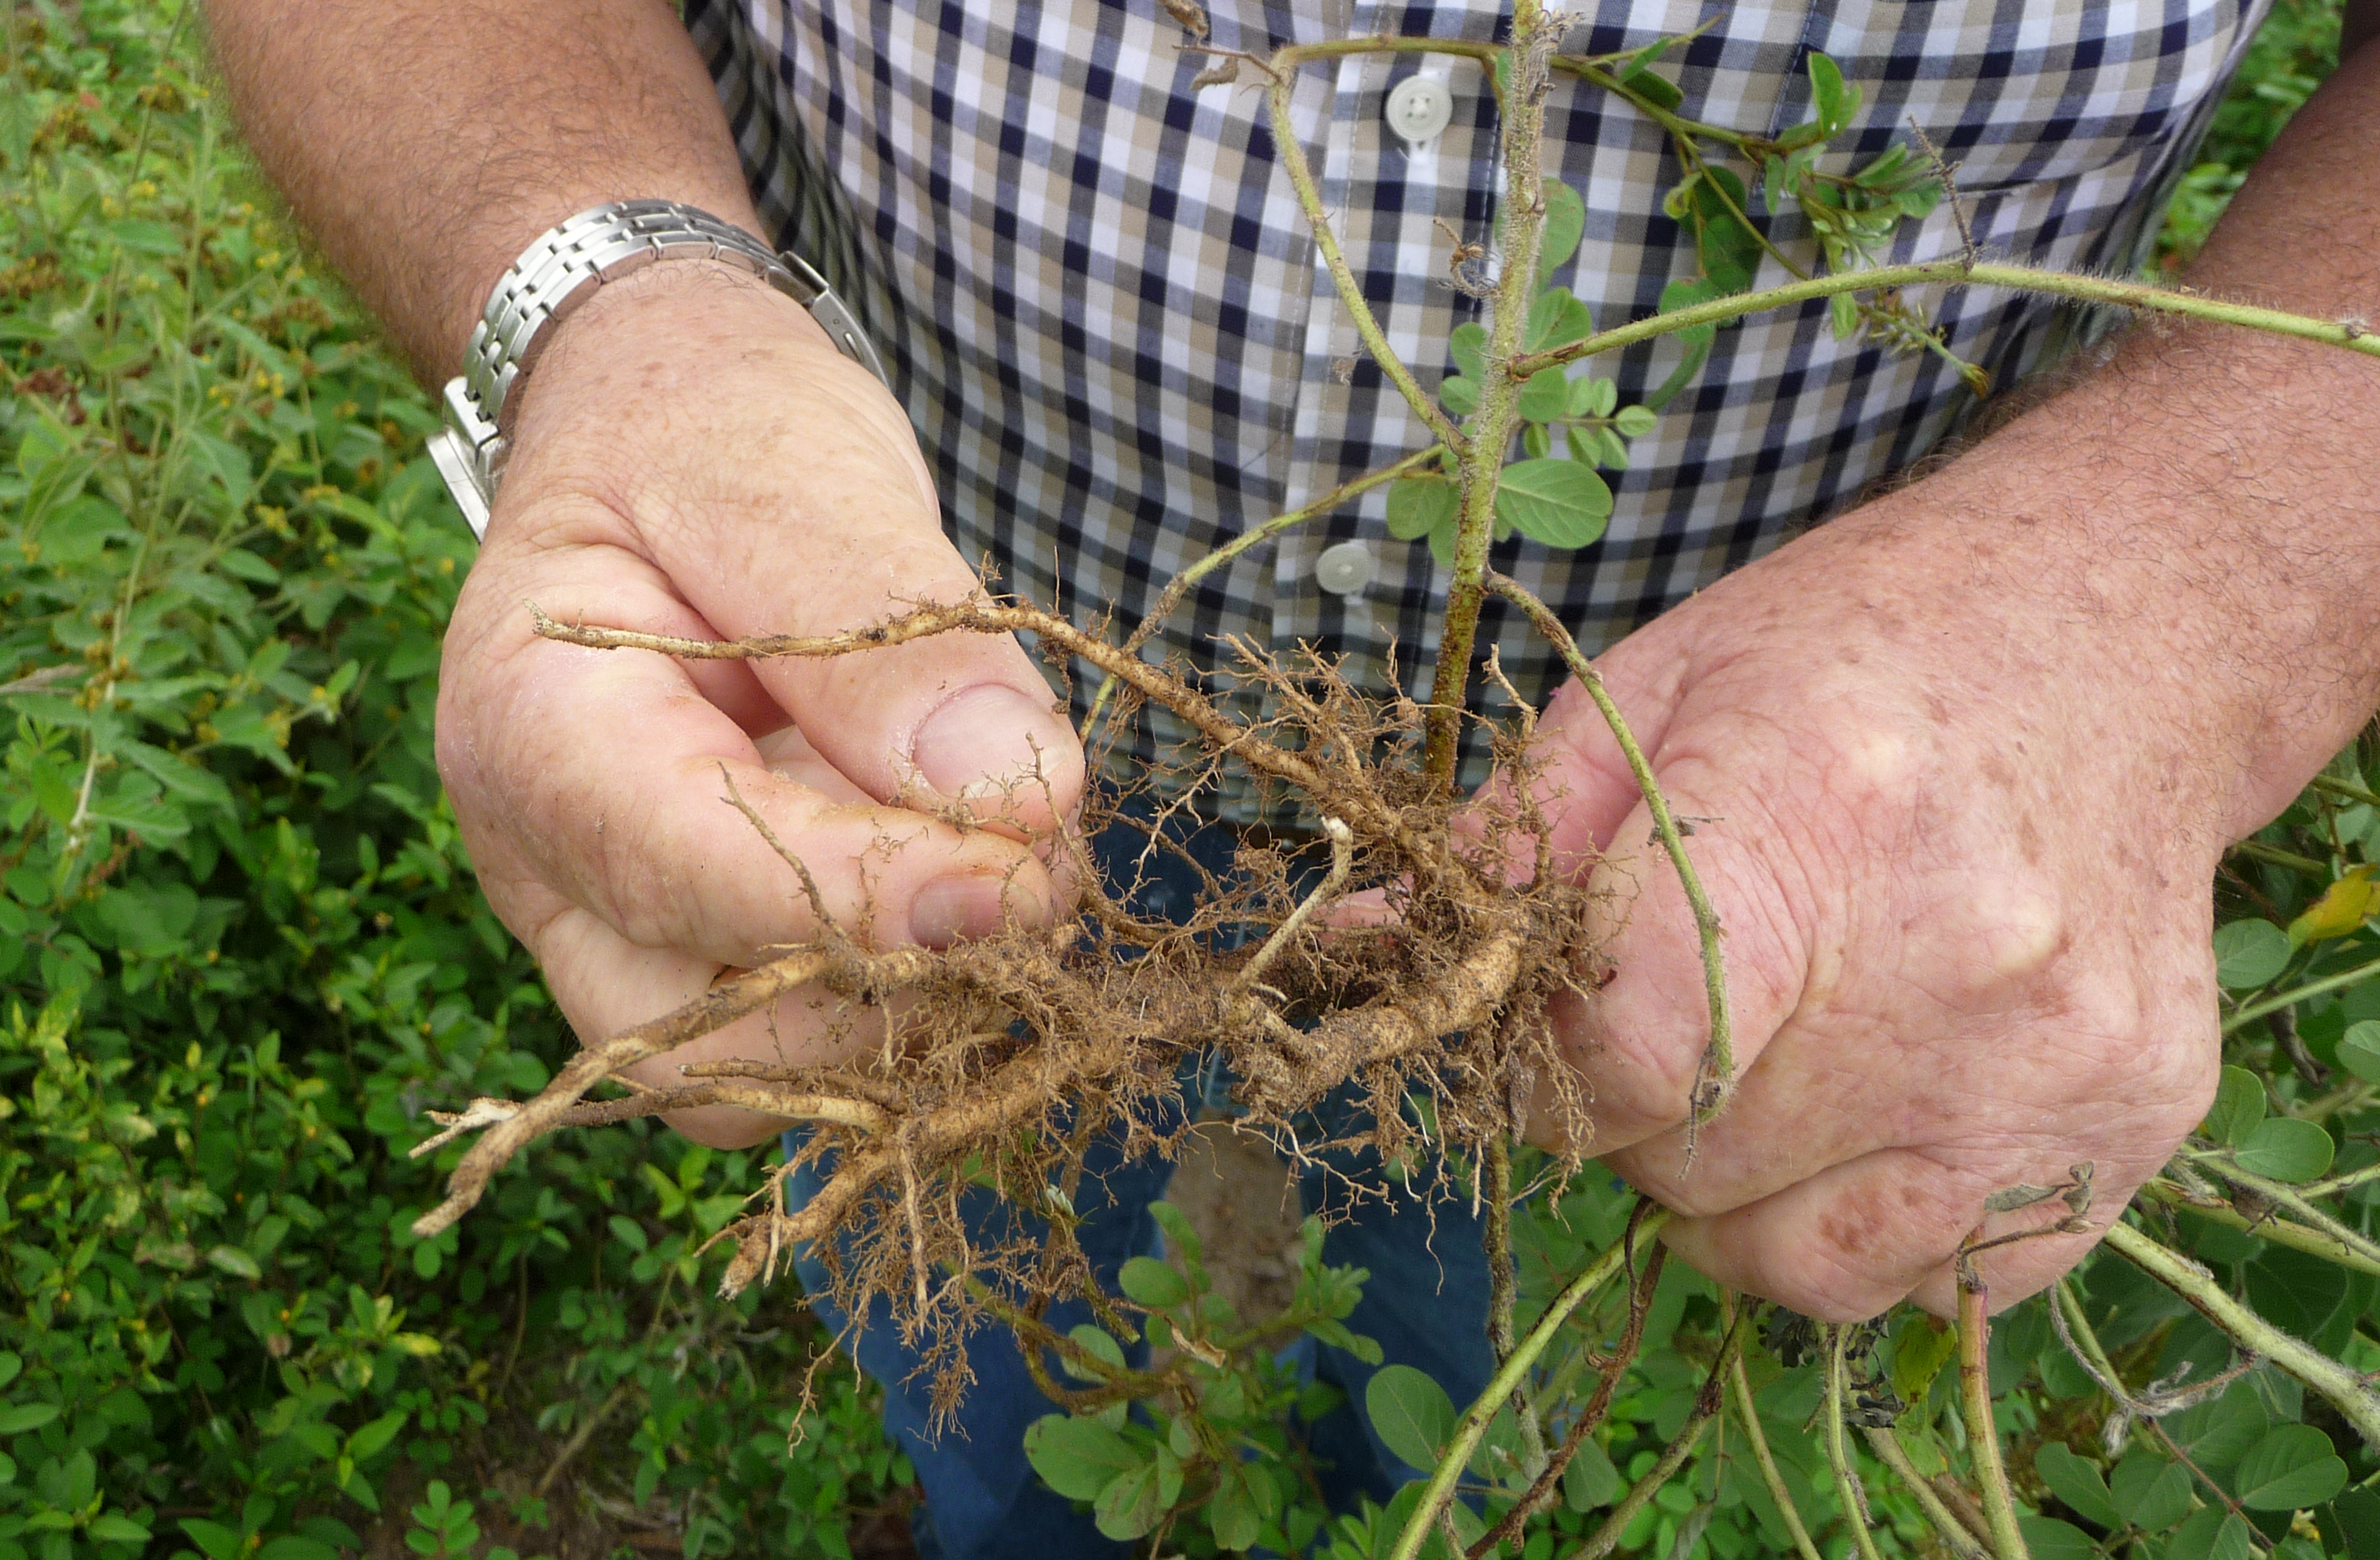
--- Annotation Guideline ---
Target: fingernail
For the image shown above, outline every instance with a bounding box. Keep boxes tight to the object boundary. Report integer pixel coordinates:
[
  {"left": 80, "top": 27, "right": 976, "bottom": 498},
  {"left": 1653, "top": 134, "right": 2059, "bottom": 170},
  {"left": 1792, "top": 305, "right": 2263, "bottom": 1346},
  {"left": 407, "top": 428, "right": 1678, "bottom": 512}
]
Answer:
[
  {"left": 910, "top": 875, "right": 1036, "bottom": 948},
  {"left": 911, "top": 685, "right": 1063, "bottom": 800}
]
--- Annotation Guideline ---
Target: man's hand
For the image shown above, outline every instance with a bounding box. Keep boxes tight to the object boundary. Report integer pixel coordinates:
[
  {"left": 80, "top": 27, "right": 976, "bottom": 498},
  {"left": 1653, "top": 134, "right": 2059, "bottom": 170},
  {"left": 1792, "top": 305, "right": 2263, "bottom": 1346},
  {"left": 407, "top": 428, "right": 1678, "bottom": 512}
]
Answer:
[
  {"left": 435, "top": 262, "right": 1084, "bottom": 1147},
  {"left": 1523, "top": 32, "right": 2380, "bottom": 1323}
]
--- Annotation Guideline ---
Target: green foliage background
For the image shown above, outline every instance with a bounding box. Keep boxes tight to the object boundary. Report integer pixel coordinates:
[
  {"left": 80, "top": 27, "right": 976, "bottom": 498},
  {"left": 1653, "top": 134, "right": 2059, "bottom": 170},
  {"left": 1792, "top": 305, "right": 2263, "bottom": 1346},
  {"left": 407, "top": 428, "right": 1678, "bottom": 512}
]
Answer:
[{"left": 0, "top": 1, "right": 2368, "bottom": 1557}]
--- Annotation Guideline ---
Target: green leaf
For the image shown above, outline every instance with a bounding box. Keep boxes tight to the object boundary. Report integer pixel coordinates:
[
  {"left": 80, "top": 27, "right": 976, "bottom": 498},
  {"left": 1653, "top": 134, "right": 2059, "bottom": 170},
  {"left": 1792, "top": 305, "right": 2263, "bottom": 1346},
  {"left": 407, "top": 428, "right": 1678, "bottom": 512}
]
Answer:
[
  {"left": 1148, "top": 1201, "right": 1201, "bottom": 1263},
  {"left": 1365, "top": 1364, "right": 1455, "bottom": 1472},
  {"left": 2339, "top": 1019, "right": 2380, "bottom": 1082},
  {"left": 605, "top": 1214, "right": 647, "bottom": 1254},
  {"left": 2212, "top": 919, "right": 2292, "bottom": 989},
  {"left": 1619, "top": 63, "right": 1684, "bottom": 113},
  {"left": 0, "top": 1405, "right": 55, "bottom": 1436},
  {"left": 1612, "top": 404, "right": 1658, "bottom": 439},
  {"left": 2034, "top": 1443, "right": 2121, "bottom": 1528},
  {"left": 2202, "top": 1066, "right": 2267, "bottom": 1148},
  {"left": 2017, "top": 1517, "right": 2100, "bottom": 1560},
  {"left": 1516, "top": 367, "right": 1573, "bottom": 423},
  {"left": 1829, "top": 291, "right": 1861, "bottom": 339},
  {"left": 1062, "top": 1324, "right": 1128, "bottom": 1385},
  {"left": 1439, "top": 374, "right": 1480, "bottom": 416},
  {"left": 1889, "top": 1316, "right": 1958, "bottom": 1405},
  {"left": 1566, "top": 425, "right": 1628, "bottom": 472},
  {"left": 1563, "top": 1437, "right": 1619, "bottom": 1511},
  {"left": 1386, "top": 479, "right": 1458, "bottom": 543},
  {"left": 1448, "top": 321, "right": 1487, "bottom": 381},
  {"left": 2167, "top": 1507, "right": 2257, "bottom": 1560},
  {"left": 1205, "top": 1462, "right": 1262, "bottom": 1551},
  {"left": 1807, "top": 51, "right": 1859, "bottom": 136},
  {"left": 345, "top": 1410, "right": 408, "bottom": 1461},
  {"left": 1119, "top": 1256, "right": 1189, "bottom": 1310},
  {"left": 1567, "top": 376, "right": 1618, "bottom": 420},
  {"left": 1525, "top": 287, "right": 1594, "bottom": 352},
  {"left": 1689, "top": 168, "right": 1761, "bottom": 293},
  {"left": 2110, "top": 1452, "right": 2193, "bottom": 1533},
  {"left": 1521, "top": 422, "right": 1551, "bottom": 459},
  {"left": 1092, "top": 1443, "right": 1180, "bottom": 1541},
  {"left": 180, "top": 1520, "right": 246, "bottom": 1560},
  {"left": 0, "top": 1356, "right": 19, "bottom": 1392},
  {"left": 2233, "top": 1424, "right": 2349, "bottom": 1510},
  {"left": 86, "top": 1514, "right": 151, "bottom": 1544},
  {"left": 1537, "top": 179, "right": 1587, "bottom": 283},
  {"left": 1494, "top": 459, "right": 1612, "bottom": 549},
  {"left": 2233, "top": 1117, "right": 2333, "bottom": 1183},
  {"left": 256, "top": 1539, "right": 338, "bottom": 1560},
  {"left": 1023, "top": 1414, "right": 1141, "bottom": 1502}
]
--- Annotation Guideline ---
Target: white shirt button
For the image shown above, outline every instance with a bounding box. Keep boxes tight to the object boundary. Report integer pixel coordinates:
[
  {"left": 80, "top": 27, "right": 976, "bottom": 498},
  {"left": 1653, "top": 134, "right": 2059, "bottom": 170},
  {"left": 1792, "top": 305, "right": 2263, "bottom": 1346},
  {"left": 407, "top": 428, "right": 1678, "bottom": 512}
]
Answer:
[
  {"left": 1384, "top": 76, "right": 1454, "bottom": 144},
  {"left": 1314, "top": 540, "right": 1376, "bottom": 596}
]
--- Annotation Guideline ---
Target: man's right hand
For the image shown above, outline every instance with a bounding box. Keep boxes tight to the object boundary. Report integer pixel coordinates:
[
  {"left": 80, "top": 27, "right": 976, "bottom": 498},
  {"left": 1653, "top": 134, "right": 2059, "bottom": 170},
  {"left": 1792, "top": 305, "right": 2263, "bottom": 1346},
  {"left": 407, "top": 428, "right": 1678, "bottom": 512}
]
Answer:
[{"left": 434, "top": 260, "right": 1086, "bottom": 1147}]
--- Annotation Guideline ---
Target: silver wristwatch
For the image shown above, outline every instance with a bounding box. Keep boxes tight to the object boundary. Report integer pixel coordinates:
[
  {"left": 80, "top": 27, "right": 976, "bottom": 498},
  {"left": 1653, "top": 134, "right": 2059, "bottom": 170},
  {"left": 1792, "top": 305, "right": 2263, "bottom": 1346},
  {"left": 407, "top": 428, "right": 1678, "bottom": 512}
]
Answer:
[{"left": 425, "top": 199, "right": 889, "bottom": 540}]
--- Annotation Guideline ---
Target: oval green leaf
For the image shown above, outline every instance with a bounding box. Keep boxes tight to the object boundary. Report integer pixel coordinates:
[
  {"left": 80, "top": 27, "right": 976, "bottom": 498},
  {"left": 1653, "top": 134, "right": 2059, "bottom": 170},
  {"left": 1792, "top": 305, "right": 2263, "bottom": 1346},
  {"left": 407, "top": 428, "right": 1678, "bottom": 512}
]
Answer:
[
  {"left": 2034, "top": 1443, "right": 2120, "bottom": 1529},
  {"left": 2233, "top": 1116, "right": 2333, "bottom": 1184},
  {"left": 2233, "top": 1423, "right": 2349, "bottom": 1510},
  {"left": 2201, "top": 1066, "right": 2267, "bottom": 1149},
  {"left": 1365, "top": 1363, "right": 1455, "bottom": 1473},
  {"left": 2212, "top": 918, "right": 2291, "bottom": 989},
  {"left": 1023, "top": 1413, "right": 1143, "bottom": 1503},
  {"left": 2338, "top": 1019, "right": 2380, "bottom": 1083},
  {"left": 1386, "top": 477, "right": 1458, "bottom": 543},
  {"left": 1494, "top": 459, "right": 1612, "bottom": 549},
  {"left": 1517, "top": 366, "right": 1573, "bottom": 423},
  {"left": 1119, "top": 1256, "right": 1190, "bottom": 1311},
  {"left": 1537, "top": 179, "right": 1587, "bottom": 283}
]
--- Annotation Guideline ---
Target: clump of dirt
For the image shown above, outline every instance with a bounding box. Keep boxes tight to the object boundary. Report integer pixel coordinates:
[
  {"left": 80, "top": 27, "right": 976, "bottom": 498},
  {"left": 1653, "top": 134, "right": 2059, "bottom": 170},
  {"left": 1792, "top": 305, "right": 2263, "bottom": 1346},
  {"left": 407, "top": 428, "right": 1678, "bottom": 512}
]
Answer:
[{"left": 406, "top": 593, "right": 1608, "bottom": 1419}]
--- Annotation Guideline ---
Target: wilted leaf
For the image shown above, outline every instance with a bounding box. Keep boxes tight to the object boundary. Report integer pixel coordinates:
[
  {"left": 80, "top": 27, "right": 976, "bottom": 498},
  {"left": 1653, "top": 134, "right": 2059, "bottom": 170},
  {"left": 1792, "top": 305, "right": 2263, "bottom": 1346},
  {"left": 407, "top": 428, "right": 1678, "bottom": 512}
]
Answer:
[{"left": 2288, "top": 865, "right": 2379, "bottom": 946}]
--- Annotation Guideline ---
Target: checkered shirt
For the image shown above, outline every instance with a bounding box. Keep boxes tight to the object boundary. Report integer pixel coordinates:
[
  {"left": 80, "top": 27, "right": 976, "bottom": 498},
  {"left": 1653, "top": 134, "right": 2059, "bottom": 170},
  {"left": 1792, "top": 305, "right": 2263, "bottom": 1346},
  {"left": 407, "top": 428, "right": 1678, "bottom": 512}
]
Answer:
[{"left": 683, "top": 0, "right": 2267, "bottom": 811}]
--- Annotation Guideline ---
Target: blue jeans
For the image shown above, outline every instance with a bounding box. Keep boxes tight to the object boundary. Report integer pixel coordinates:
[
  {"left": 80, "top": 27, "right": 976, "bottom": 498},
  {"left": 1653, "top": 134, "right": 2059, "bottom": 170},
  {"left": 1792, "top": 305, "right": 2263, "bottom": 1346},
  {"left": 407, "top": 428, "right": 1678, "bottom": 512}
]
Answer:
[{"left": 783, "top": 803, "right": 1494, "bottom": 1560}]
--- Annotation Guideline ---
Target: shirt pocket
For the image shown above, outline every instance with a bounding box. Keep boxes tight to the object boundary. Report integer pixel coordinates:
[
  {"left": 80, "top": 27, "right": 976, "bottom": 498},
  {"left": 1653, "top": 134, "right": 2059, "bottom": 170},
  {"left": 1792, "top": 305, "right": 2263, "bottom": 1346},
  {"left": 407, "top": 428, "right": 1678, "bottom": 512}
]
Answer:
[{"left": 1782, "top": 0, "right": 2265, "bottom": 192}]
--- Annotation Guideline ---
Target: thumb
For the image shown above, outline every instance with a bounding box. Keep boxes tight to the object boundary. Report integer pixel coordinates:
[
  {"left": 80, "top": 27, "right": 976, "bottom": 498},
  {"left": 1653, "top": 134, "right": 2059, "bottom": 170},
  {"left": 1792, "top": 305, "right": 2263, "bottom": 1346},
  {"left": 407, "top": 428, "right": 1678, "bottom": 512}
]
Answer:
[{"left": 650, "top": 399, "right": 1085, "bottom": 837}]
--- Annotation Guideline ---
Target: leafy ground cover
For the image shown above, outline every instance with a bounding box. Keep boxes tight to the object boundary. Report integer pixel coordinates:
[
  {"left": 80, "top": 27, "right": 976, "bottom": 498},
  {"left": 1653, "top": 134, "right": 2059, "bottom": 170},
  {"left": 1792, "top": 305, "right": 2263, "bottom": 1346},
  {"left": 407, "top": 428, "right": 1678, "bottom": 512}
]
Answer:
[{"left": 1, "top": 1, "right": 2374, "bottom": 1557}]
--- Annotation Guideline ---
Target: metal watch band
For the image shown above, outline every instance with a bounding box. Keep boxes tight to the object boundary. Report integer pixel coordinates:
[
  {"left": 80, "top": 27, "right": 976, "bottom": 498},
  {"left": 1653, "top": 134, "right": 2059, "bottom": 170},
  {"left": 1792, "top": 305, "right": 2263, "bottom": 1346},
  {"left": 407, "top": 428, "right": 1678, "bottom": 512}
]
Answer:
[{"left": 425, "top": 199, "right": 890, "bottom": 541}]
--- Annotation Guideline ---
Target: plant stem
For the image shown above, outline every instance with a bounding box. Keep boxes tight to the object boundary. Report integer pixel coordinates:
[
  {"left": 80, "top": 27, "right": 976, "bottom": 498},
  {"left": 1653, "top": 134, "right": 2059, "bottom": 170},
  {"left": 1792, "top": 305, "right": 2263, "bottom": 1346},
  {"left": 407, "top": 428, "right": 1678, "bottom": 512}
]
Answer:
[
  {"left": 1728, "top": 1347, "right": 1824, "bottom": 1560},
  {"left": 2102, "top": 1218, "right": 2380, "bottom": 1447},
  {"left": 2223, "top": 954, "right": 2380, "bottom": 1034},
  {"left": 2228, "top": 837, "right": 2330, "bottom": 875},
  {"left": 1388, "top": 1203, "right": 1671, "bottom": 1560},
  {"left": 1422, "top": 4, "right": 1559, "bottom": 789},
  {"left": 1488, "top": 570, "right": 1733, "bottom": 1120},
  {"left": 1865, "top": 1427, "right": 1991, "bottom": 1560},
  {"left": 1823, "top": 1326, "right": 1888, "bottom": 1560},
  {"left": 1479, "top": 1137, "right": 1547, "bottom": 1481},
  {"left": 1569, "top": 1308, "right": 1748, "bottom": 1560},
  {"left": 1081, "top": 443, "right": 1447, "bottom": 735},
  {"left": 2140, "top": 1179, "right": 2380, "bottom": 1279},
  {"left": 2184, "top": 1153, "right": 2380, "bottom": 1274},
  {"left": 1513, "top": 259, "right": 2380, "bottom": 379},
  {"left": 2311, "top": 773, "right": 2380, "bottom": 809},
  {"left": 1262, "top": 68, "right": 1465, "bottom": 453},
  {"left": 1955, "top": 1255, "right": 2029, "bottom": 1560}
]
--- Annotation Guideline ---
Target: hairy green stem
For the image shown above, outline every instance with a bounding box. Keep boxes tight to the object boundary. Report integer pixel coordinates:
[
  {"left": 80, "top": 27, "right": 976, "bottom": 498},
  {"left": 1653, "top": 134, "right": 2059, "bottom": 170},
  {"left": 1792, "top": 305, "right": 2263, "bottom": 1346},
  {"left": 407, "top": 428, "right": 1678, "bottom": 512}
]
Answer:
[
  {"left": 2184, "top": 1153, "right": 2380, "bottom": 1274},
  {"left": 2310, "top": 773, "right": 2380, "bottom": 810},
  {"left": 1422, "top": 3, "right": 1559, "bottom": 789},
  {"left": 1388, "top": 1203, "right": 1671, "bottom": 1560},
  {"left": 1823, "top": 1326, "right": 1889, "bottom": 1560},
  {"left": 2226, "top": 837, "right": 2330, "bottom": 875},
  {"left": 2103, "top": 1218, "right": 2380, "bottom": 1447},
  {"left": 2224, "top": 954, "right": 2380, "bottom": 1034},
  {"left": 1513, "top": 259, "right": 2380, "bottom": 379},
  {"left": 1728, "top": 1347, "right": 1824, "bottom": 1560},
  {"left": 1955, "top": 1260, "right": 2029, "bottom": 1560},
  {"left": 1488, "top": 570, "right": 1733, "bottom": 1121},
  {"left": 1262, "top": 68, "right": 1464, "bottom": 453},
  {"left": 1864, "top": 1427, "right": 1991, "bottom": 1560},
  {"left": 2142, "top": 1179, "right": 2380, "bottom": 1279}
]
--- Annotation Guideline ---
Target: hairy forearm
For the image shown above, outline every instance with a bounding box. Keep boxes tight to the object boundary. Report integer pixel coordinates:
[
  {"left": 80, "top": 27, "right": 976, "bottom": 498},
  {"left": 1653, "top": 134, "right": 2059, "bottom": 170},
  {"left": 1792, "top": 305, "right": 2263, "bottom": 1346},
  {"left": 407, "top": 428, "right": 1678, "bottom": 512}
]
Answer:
[
  {"left": 1827, "top": 38, "right": 2380, "bottom": 843},
  {"left": 203, "top": 0, "right": 760, "bottom": 384}
]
